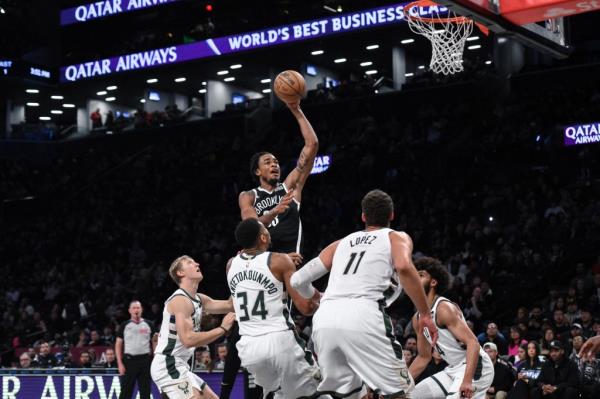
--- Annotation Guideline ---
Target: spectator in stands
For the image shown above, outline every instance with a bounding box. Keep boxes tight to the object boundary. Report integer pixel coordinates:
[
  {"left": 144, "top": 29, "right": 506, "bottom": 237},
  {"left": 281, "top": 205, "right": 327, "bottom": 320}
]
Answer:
[
  {"left": 479, "top": 323, "right": 508, "bottom": 355},
  {"left": 196, "top": 349, "right": 211, "bottom": 371},
  {"left": 513, "top": 344, "right": 528, "bottom": 368},
  {"left": 403, "top": 349, "right": 414, "bottom": 368},
  {"left": 484, "top": 342, "right": 515, "bottom": 399},
  {"left": 33, "top": 341, "right": 57, "bottom": 368},
  {"left": 102, "top": 326, "right": 116, "bottom": 346},
  {"left": 88, "top": 329, "right": 105, "bottom": 346},
  {"left": 91, "top": 108, "right": 102, "bottom": 129},
  {"left": 564, "top": 300, "right": 581, "bottom": 325},
  {"left": 105, "top": 111, "right": 115, "bottom": 129},
  {"left": 531, "top": 340, "right": 579, "bottom": 399},
  {"left": 213, "top": 343, "right": 227, "bottom": 370},
  {"left": 79, "top": 351, "right": 93, "bottom": 368},
  {"left": 569, "top": 336, "right": 600, "bottom": 399},
  {"left": 18, "top": 353, "right": 31, "bottom": 369},
  {"left": 552, "top": 310, "right": 571, "bottom": 342},
  {"left": 576, "top": 308, "right": 594, "bottom": 338},
  {"left": 404, "top": 336, "right": 417, "bottom": 354},
  {"left": 508, "top": 326, "right": 528, "bottom": 360},
  {"left": 540, "top": 328, "right": 556, "bottom": 357},
  {"left": 103, "top": 348, "right": 118, "bottom": 368},
  {"left": 508, "top": 341, "right": 544, "bottom": 399}
]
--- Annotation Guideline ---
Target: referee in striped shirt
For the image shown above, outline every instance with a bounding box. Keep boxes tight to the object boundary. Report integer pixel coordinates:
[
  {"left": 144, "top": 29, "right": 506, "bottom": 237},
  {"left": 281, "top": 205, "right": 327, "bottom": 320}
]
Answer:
[{"left": 116, "top": 300, "right": 157, "bottom": 399}]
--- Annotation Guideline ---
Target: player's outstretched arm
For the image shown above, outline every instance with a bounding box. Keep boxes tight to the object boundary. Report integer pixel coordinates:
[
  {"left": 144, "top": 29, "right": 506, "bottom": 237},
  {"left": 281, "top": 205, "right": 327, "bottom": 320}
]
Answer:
[
  {"left": 283, "top": 102, "right": 318, "bottom": 202},
  {"left": 390, "top": 231, "right": 438, "bottom": 345},
  {"left": 437, "top": 301, "right": 479, "bottom": 398},
  {"left": 273, "top": 253, "right": 320, "bottom": 316},
  {"left": 170, "top": 296, "right": 235, "bottom": 348},
  {"left": 408, "top": 313, "right": 432, "bottom": 380},
  {"left": 580, "top": 335, "right": 600, "bottom": 360},
  {"left": 290, "top": 240, "right": 338, "bottom": 298},
  {"left": 199, "top": 294, "right": 234, "bottom": 314}
]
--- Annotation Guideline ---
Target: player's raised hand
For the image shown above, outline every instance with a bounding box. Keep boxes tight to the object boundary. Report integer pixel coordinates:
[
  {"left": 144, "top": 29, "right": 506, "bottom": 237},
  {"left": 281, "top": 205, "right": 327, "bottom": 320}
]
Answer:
[
  {"left": 287, "top": 252, "right": 303, "bottom": 266},
  {"left": 274, "top": 189, "right": 294, "bottom": 214},
  {"left": 286, "top": 100, "right": 301, "bottom": 112},
  {"left": 418, "top": 312, "right": 439, "bottom": 348},
  {"left": 579, "top": 335, "right": 600, "bottom": 361}
]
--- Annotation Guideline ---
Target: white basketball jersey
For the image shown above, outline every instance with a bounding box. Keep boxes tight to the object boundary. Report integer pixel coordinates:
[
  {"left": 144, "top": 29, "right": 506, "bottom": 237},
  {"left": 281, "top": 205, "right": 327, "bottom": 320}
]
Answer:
[
  {"left": 227, "top": 252, "right": 290, "bottom": 337},
  {"left": 322, "top": 228, "right": 401, "bottom": 303},
  {"left": 423, "top": 296, "right": 487, "bottom": 367},
  {"left": 155, "top": 288, "right": 203, "bottom": 361}
]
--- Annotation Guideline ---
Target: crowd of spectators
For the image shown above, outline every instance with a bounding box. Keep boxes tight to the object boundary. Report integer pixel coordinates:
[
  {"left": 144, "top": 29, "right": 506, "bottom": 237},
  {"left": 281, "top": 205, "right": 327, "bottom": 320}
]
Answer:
[{"left": 1, "top": 72, "right": 599, "bottom": 397}]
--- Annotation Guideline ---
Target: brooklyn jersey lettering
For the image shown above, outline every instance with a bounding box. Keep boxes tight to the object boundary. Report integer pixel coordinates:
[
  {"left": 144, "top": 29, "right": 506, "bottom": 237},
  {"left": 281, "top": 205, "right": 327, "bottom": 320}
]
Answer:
[
  {"left": 322, "top": 228, "right": 402, "bottom": 303},
  {"left": 155, "top": 289, "right": 203, "bottom": 361},
  {"left": 422, "top": 296, "right": 488, "bottom": 367},
  {"left": 252, "top": 183, "right": 302, "bottom": 252},
  {"left": 227, "top": 252, "right": 291, "bottom": 337}
]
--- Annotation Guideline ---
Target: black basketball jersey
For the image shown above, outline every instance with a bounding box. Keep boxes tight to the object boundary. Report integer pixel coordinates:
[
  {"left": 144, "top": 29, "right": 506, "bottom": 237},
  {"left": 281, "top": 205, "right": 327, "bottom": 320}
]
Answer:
[{"left": 252, "top": 182, "right": 302, "bottom": 253}]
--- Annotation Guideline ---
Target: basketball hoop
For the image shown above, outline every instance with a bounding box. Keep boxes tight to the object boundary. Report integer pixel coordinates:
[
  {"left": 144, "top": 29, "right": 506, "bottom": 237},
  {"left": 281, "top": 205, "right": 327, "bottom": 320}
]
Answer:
[{"left": 404, "top": 0, "right": 488, "bottom": 75}]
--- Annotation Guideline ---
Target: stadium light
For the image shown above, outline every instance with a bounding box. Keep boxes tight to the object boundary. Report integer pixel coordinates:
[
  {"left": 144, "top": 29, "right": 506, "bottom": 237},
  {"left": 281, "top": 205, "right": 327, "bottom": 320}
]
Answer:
[
  {"left": 51, "top": 110, "right": 63, "bottom": 114},
  {"left": 401, "top": 39, "right": 415, "bottom": 44},
  {"left": 366, "top": 44, "right": 379, "bottom": 50},
  {"left": 224, "top": 77, "right": 235, "bottom": 82},
  {"left": 39, "top": 116, "right": 51, "bottom": 121},
  {"left": 418, "top": 65, "right": 426, "bottom": 69},
  {"left": 51, "top": 95, "right": 64, "bottom": 100},
  {"left": 311, "top": 50, "right": 324, "bottom": 55},
  {"left": 26, "top": 89, "right": 39, "bottom": 94},
  {"left": 174, "top": 77, "right": 186, "bottom": 82},
  {"left": 140, "top": 99, "right": 146, "bottom": 103},
  {"left": 26, "top": 102, "right": 40, "bottom": 107},
  {"left": 334, "top": 58, "right": 347, "bottom": 63},
  {"left": 467, "top": 36, "right": 479, "bottom": 41},
  {"left": 0, "top": 7, "right": 5, "bottom": 14},
  {"left": 106, "top": 85, "right": 117, "bottom": 90},
  {"left": 217, "top": 70, "right": 229, "bottom": 75},
  {"left": 262, "top": 89, "right": 271, "bottom": 93},
  {"left": 485, "top": 60, "right": 492, "bottom": 65},
  {"left": 365, "top": 70, "right": 377, "bottom": 75},
  {"left": 147, "top": 78, "right": 158, "bottom": 83},
  {"left": 261, "top": 78, "right": 271, "bottom": 83},
  {"left": 105, "top": 97, "right": 116, "bottom": 102},
  {"left": 405, "top": 72, "right": 414, "bottom": 77},
  {"left": 96, "top": 91, "right": 107, "bottom": 96},
  {"left": 360, "top": 61, "right": 373, "bottom": 67},
  {"left": 63, "top": 104, "right": 76, "bottom": 108},
  {"left": 230, "top": 64, "right": 242, "bottom": 69},
  {"left": 202, "top": 81, "right": 207, "bottom": 86},
  {"left": 468, "top": 45, "right": 482, "bottom": 50},
  {"left": 199, "top": 89, "right": 207, "bottom": 94}
]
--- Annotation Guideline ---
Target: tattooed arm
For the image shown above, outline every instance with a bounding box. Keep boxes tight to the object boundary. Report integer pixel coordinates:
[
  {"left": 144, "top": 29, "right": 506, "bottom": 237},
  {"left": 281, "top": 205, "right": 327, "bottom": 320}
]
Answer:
[{"left": 283, "top": 101, "right": 319, "bottom": 203}]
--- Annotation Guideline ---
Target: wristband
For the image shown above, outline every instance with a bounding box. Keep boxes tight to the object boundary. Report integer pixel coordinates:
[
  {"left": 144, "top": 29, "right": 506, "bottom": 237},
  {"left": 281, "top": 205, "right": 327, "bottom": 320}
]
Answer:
[{"left": 219, "top": 325, "right": 229, "bottom": 334}]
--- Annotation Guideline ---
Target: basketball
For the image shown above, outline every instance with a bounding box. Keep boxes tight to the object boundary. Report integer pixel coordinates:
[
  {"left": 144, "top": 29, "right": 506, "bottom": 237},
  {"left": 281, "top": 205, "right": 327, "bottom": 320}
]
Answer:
[{"left": 273, "top": 70, "right": 306, "bottom": 104}]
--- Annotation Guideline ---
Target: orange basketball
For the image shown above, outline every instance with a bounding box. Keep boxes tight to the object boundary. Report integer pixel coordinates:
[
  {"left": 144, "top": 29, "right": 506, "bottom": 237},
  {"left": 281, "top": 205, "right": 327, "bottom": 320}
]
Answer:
[{"left": 273, "top": 70, "right": 306, "bottom": 104}]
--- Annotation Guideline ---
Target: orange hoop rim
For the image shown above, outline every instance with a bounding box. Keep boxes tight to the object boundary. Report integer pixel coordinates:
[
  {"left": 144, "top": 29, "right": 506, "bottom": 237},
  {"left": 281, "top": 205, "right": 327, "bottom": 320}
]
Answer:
[{"left": 404, "top": 0, "right": 490, "bottom": 34}]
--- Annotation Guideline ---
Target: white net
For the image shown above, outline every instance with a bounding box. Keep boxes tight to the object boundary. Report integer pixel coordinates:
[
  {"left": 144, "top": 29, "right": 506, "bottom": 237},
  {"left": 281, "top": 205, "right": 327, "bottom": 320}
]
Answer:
[{"left": 406, "top": 4, "right": 474, "bottom": 75}]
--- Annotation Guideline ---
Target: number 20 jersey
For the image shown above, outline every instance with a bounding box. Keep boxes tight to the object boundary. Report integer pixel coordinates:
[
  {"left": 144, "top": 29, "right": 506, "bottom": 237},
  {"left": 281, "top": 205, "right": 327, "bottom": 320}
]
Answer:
[
  {"left": 227, "top": 252, "right": 290, "bottom": 337},
  {"left": 322, "top": 227, "right": 402, "bottom": 303}
]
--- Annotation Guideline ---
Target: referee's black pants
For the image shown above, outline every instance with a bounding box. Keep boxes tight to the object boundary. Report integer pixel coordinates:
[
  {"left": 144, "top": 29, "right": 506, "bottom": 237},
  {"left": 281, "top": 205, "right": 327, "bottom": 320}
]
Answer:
[{"left": 119, "top": 353, "right": 152, "bottom": 399}]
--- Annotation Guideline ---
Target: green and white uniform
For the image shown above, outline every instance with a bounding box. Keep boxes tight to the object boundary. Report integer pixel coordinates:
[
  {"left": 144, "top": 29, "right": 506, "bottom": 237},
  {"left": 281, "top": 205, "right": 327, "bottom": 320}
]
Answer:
[
  {"left": 151, "top": 289, "right": 206, "bottom": 399},
  {"left": 312, "top": 228, "right": 414, "bottom": 399},
  {"left": 228, "top": 251, "right": 321, "bottom": 399}
]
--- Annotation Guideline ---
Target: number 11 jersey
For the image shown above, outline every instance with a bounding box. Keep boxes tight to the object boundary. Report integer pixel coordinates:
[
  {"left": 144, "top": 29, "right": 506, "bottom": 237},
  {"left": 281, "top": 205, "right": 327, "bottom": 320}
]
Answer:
[
  {"left": 227, "top": 252, "right": 290, "bottom": 337},
  {"left": 322, "top": 227, "right": 401, "bottom": 304}
]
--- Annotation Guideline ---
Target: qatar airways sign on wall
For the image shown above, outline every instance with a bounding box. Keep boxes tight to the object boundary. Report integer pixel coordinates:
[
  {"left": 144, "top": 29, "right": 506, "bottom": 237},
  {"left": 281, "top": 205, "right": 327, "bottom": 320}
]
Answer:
[
  {"left": 60, "top": 3, "right": 448, "bottom": 82},
  {"left": 61, "top": 0, "right": 182, "bottom": 26},
  {"left": 564, "top": 122, "right": 600, "bottom": 146}
]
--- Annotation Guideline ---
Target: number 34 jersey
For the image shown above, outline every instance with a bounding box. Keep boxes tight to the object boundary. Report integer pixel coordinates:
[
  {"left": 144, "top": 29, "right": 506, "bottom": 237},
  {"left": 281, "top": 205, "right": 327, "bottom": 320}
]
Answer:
[
  {"left": 322, "top": 227, "right": 401, "bottom": 304},
  {"left": 227, "top": 252, "right": 290, "bottom": 337}
]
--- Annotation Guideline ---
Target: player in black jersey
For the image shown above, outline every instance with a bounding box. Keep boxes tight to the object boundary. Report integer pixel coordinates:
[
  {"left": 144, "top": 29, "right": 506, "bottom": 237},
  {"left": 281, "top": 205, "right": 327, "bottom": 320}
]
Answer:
[{"left": 219, "top": 101, "right": 318, "bottom": 399}]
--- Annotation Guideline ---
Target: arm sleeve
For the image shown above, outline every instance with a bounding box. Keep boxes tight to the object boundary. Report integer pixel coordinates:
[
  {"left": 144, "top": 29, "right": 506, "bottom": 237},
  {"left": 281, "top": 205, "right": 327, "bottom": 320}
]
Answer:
[{"left": 290, "top": 256, "right": 329, "bottom": 299}]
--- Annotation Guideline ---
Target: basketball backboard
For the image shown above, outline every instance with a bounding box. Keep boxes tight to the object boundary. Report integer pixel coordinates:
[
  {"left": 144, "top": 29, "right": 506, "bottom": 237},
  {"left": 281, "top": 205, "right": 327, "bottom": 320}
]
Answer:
[{"left": 435, "top": 0, "right": 575, "bottom": 58}]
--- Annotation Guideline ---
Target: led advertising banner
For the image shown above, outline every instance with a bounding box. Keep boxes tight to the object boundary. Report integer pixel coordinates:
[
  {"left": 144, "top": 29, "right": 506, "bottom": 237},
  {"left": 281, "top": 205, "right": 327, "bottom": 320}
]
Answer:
[
  {"left": 61, "top": 0, "right": 182, "bottom": 26},
  {"left": 0, "top": 371, "right": 245, "bottom": 399},
  {"left": 61, "top": 2, "right": 449, "bottom": 82},
  {"left": 564, "top": 122, "right": 600, "bottom": 146}
]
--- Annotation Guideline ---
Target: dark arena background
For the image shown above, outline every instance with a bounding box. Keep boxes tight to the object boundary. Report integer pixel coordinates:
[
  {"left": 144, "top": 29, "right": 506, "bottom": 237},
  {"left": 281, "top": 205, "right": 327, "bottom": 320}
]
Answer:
[{"left": 1, "top": 0, "right": 600, "bottom": 398}]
